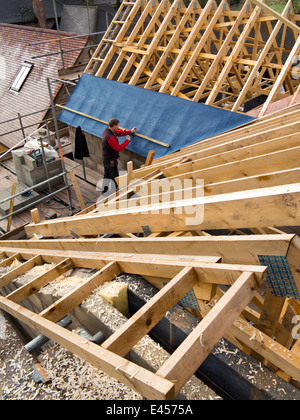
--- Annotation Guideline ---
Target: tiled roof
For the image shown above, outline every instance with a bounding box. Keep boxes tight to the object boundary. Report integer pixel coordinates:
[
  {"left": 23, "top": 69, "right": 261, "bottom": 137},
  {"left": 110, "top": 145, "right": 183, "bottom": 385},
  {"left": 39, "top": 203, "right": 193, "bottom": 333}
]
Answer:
[{"left": 0, "top": 23, "right": 88, "bottom": 149}]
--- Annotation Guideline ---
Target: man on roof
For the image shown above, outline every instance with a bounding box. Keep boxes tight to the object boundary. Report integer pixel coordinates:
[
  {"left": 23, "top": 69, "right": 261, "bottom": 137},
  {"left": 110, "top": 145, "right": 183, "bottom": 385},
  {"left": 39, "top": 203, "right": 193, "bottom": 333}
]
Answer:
[{"left": 102, "top": 118, "right": 137, "bottom": 193}]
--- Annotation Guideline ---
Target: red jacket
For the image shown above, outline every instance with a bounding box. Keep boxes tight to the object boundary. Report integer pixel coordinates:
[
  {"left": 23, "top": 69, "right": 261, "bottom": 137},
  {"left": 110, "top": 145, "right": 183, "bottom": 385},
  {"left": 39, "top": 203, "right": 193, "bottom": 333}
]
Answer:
[
  {"left": 102, "top": 127, "right": 131, "bottom": 163},
  {"left": 108, "top": 129, "right": 131, "bottom": 152}
]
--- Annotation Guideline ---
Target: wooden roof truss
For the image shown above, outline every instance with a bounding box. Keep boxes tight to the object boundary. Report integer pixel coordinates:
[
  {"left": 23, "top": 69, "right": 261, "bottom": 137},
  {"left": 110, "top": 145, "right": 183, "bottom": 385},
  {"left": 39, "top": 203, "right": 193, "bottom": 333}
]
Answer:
[{"left": 84, "top": 0, "right": 300, "bottom": 113}]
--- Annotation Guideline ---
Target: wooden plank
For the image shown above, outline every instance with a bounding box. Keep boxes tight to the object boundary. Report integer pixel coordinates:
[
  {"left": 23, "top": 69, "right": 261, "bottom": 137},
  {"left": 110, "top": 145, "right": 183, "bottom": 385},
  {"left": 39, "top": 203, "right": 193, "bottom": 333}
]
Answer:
[
  {"left": 6, "top": 182, "right": 16, "bottom": 233},
  {"left": 57, "top": 105, "right": 170, "bottom": 149},
  {"left": 6, "top": 258, "right": 74, "bottom": 303},
  {"left": 0, "top": 245, "right": 267, "bottom": 287},
  {"left": 102, "top": 267, "right": 198, "bottom": 356},
  {"left": 0, "top": 253, "right": 22, "bottom": 268},
  {"left": 156, "top": 271, "right": 261, "bottom": 395},
  {"left": 0, "top": 234, "right": 294, "bottom": 265},
  {"left": 31, "top": 208, "right": 41, "bottom": 224},
  {"left": 39, "top": 261, "right": 121, "bottom": 322},
  {"left": 77, "top": 169, "right": 162, "bottom": 216},
  {"left": 118, "top": 120, "right": 300, "bottom": 183},
  {"left": 143, "top": 150, "right": 156, "bottom": 167},
  {"left": 230, "top": 318, "right": 300, "bottom": 382},
  {"left": 0, "top": 254, "right": 43, "bottom": 289},
  {"left": 161, "top": 132, "right": 300, "bottom": 179},
  {"left": 23, "top": 183, "right": 300, "bottom": 239},
  {"left": 69, "top": 169, "right": 86, "bottom": 210},
  {"left": 0, "top": 295, "right": 175, "bottom": 400}
]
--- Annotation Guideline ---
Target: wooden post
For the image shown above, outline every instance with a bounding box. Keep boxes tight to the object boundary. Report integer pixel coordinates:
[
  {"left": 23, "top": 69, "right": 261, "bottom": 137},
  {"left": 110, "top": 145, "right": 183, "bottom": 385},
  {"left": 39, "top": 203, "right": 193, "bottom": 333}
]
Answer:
[
  {"left": 69, "top": 169, "right": 85, "bottom": 211},
  {"left": 6, "top": 183, "right": 16, "bottom": 233},
  {"left": 31, "top": 208, "right": 41, "bottom": 224},
  {"left": 144, "top": 150, "right": 156, "bottom": 167}
]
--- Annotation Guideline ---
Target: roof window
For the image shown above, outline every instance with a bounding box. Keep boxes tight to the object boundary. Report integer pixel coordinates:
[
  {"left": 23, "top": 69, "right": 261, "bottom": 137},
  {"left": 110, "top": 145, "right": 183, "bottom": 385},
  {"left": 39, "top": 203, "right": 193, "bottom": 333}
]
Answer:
[{"left": 9, "top": 62, "right": 34, "bottom": 93}]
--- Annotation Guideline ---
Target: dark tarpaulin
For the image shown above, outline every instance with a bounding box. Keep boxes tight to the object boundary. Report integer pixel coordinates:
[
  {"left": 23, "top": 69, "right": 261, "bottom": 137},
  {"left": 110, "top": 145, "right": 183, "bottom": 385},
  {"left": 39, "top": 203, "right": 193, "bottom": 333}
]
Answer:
[{"left": 58, "top": 74, "right": 255, "bottom": 159}]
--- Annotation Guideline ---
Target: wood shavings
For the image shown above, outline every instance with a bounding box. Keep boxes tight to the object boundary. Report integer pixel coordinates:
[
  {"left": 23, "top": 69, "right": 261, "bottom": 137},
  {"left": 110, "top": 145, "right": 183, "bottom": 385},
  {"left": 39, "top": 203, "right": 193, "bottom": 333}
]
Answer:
[
  {"left": 9, "top": 259, "right": 22, "bottom": 269},
  {"left": 14, "top": 263, "right": 55, "bottom": 286},
  {"left": 0, "top": 315, "right": 7, "bottom": 340},
  {"left": 0, "top": 314, "right": 143, "bottom": 400}
]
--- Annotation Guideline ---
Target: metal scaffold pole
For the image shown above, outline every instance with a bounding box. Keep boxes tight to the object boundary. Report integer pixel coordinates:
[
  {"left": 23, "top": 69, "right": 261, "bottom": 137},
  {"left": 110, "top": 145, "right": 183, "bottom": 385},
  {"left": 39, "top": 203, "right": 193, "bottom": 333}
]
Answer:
[{"left": 47, "top": 77, "right": 73, "bottom": 211}]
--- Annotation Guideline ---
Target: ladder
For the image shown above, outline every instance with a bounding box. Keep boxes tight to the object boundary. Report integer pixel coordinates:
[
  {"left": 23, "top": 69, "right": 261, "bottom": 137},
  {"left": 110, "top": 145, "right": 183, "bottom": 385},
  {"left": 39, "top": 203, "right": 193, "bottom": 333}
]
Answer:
[{"left": 84, "top": 0, "right": 144, "bottom": 77}]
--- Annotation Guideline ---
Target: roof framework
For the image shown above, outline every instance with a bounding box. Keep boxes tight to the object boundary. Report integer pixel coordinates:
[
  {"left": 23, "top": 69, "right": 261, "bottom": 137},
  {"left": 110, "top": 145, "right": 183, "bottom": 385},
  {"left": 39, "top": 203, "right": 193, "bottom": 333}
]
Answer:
[
  {"left": 1, "top": 102, "right": 298, "bottom": 399},
  {"left": 84, "top": 0, "right": 300, "bottom": 113},
  {"left": 2, "top": 1, "right": 300, "bottom": 401}
]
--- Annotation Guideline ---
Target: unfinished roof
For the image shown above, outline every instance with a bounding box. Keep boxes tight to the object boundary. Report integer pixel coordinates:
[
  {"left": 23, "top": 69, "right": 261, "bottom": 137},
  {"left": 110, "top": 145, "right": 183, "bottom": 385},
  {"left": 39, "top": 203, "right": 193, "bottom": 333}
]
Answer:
[
  {"left": 85, "top": 0, "right": 300, "bottom": 113},
  {"left": 57, "top": 74, "right": 254, "bottom": 158}
]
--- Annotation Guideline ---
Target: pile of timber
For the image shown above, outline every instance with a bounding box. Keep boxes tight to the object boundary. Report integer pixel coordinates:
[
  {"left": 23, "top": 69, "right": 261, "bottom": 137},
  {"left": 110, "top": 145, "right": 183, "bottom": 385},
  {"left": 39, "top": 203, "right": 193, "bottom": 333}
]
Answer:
[{"left": 0, "top": 104, "right": 300, "bottom": 399}]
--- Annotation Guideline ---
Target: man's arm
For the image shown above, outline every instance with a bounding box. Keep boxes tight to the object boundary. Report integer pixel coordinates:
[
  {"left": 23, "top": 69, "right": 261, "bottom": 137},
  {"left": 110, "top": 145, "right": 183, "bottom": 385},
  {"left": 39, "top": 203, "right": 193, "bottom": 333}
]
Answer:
[
  {"left": 108, "top": 135, "right": 130, "bottom": 152},
  {"left": 115, "top": 127, "right": 137, "bottom": 136}
]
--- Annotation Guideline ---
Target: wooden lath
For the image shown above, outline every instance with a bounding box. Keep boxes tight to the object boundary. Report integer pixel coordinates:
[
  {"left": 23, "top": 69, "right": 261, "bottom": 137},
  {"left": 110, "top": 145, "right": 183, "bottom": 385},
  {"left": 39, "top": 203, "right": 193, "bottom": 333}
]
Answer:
[
  {"left": 0, "top": 247, "right": 267, "bottom": 399},
  {"left": 84, "top": 0, "right": 300, "bottom": 111}
]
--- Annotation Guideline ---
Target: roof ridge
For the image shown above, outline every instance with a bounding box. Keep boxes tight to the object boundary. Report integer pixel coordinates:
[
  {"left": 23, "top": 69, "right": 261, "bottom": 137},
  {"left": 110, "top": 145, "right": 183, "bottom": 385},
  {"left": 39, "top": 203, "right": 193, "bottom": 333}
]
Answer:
[{"left": 0, "top": 22, "right": 84, "bottom": 38}]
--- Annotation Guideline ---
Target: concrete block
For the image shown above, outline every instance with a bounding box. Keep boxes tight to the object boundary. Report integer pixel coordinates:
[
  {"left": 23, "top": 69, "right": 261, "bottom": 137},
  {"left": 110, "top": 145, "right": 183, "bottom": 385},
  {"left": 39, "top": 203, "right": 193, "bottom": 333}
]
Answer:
[
  {"left": 23, "top": 153, "right": 37, "bottom": 170},
  {"left": 14, "top": 159, "right": 63, "bottom": 191}
]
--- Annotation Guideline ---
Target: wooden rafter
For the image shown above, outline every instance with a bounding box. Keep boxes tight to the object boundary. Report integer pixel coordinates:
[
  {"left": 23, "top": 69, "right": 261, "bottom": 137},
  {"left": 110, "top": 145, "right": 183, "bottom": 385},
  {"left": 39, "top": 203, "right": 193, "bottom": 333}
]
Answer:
[{"left": 84, "top": 0, "right": 300, "bottom": 111}]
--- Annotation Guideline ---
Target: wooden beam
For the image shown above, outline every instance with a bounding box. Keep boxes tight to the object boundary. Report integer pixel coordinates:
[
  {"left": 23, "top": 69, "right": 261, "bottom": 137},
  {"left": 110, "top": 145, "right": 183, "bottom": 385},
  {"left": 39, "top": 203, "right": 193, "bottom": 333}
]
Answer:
[
  {"left": 102, "top": 266, "right": 198, "bottom": 356},
  {"left": 57, "top": 105, "right": 170, "bottom": 149},
  {"left": 31, "top": 208, "right": 40, "bottom": 224},
  {"left": 205, "top": 5, "right": 262, "bottom": 106},
  {"left": 0, "top": 294, "right": 175, "bottom": 400},
  {"left": 0, "top": 234, "right": 294, "bottom": 265},
  {"left": 0, "top": 253, "right": 22, "bottom": 268},
  {"left": 6, "top": 183, "right": 16, "bottom": 233},
  {"left": 259, "top": 35, "right": 300, "bottom": 116},
  {"left": 230, "top": 317, "right": 300, "bottom": 381},
  {"left": 251, "top": 0, "right": 300, "bottom": 34},
  {"left": 0, "top": 245, "right": 268, "bottom": 288},
  {"left": 232, "top": 0, "right": 293, "bottom": 112},
  {"left": 23, "top": 183, "right": 300, "bottom": 239},
  {"left": 39, "top": 261, "right": 121, "bottom": 323},
  {"left": 0, "top": 255, "right": 43, "bottom": 289},
  {"left": 69, "top": 169, "right": 85, "bottom": 210},
  {"left": 6, "top": 258, "right": 74, "bottom": 303},
  {"left": 156, "top": 271, "right": 261, "bottom": 395}
]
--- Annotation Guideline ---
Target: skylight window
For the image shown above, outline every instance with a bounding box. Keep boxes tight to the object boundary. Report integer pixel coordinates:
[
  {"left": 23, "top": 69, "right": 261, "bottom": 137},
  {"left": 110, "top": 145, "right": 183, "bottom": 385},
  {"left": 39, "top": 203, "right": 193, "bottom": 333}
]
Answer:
[{"left": 9, "top": 62, "right": 33, "bottom": 93}]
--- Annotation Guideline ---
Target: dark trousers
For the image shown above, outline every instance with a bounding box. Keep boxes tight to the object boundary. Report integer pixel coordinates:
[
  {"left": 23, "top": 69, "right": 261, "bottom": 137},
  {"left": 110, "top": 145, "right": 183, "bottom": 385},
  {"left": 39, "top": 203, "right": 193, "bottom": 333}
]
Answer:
[{"left": 103, "top": 160, "right": 119, "bottom": 193}]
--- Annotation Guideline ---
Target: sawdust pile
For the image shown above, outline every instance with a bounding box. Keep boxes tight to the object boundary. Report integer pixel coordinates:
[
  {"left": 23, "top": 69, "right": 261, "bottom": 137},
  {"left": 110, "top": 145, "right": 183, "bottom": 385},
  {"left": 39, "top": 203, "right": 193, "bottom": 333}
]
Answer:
[{"left": 0, "top": 311, "right": 143, "bottom": 400}]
